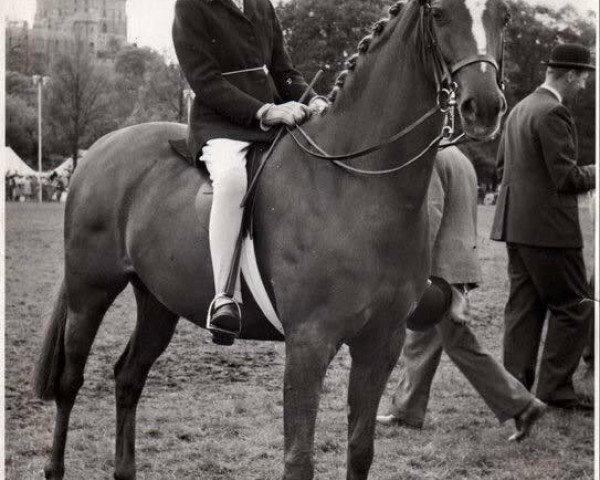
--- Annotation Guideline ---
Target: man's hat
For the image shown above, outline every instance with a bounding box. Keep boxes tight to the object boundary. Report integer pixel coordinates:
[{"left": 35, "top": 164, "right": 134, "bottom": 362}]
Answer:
[{"left": 542, "top": 43, "right": 595, "bottom": 71}]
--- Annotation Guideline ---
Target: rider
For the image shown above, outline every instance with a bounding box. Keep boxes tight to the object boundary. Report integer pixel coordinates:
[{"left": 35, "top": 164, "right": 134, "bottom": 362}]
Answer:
[{"left": 172, "top": 0, "right": 328, "bottom": 344}]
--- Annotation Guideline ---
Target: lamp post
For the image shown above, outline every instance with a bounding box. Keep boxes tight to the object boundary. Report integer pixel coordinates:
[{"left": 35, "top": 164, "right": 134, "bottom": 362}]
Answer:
[
  {"left": 183, "top": 88, "right": 194, "bottom": 124},
  {"left": 32, "top": 75, "right": 50, "bottom": 203}
]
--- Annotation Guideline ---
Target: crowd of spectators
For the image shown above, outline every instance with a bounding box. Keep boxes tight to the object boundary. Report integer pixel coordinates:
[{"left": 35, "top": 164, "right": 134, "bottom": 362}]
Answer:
[{"left": 5, "top": 171, "right": 70, "bottom": 202}]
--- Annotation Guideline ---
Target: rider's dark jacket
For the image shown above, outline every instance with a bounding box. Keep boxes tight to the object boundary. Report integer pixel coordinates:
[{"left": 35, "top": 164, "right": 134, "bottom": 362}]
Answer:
[{"left": 172, "top": 0, "right": 316, "bottom": 160}]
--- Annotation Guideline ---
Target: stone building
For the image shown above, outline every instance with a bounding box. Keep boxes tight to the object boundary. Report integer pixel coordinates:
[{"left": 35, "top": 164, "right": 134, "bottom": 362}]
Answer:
[{"left": 6, "top": 0, "right": 128, "bottom": 73}]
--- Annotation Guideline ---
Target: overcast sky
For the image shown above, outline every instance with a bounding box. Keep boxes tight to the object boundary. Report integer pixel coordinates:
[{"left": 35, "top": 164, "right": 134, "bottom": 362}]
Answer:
[{"left": 6, "top": 0, "right": 599, "bottom": 61}]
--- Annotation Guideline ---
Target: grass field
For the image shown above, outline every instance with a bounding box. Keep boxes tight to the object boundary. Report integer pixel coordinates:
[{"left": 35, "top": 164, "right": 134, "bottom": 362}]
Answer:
[{"left": 4, "top": 201, "right": 596, "bottom": 479}]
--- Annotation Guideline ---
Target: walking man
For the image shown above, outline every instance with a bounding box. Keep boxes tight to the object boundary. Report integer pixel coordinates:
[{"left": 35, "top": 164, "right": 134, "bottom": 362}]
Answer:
[
  {"left": 490, "top": 43, "right": 596, "bottom": 410},
  {"left": 378, "top": 147, "right": 546, "bottom": 441}
]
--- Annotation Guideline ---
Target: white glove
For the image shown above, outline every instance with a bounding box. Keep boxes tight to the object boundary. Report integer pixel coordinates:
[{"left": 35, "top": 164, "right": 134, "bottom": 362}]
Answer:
[
  {"left": 260, "top": 101, "right": 309, "bottom": 128},
  {"left": 308, "top": 96, "right": 330, "bottom": 116}
]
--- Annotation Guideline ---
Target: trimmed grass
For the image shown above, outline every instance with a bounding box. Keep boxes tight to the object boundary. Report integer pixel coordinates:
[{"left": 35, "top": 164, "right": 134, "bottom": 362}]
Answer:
[{"left": 4, "top": 202, "right": 595, "bottom": 479}]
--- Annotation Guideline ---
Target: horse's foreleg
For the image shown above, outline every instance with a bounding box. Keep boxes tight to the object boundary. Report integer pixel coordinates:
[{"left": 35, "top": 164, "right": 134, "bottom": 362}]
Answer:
[
  {"left": 44, "top": 284, "right": 125, "bottom": 480},
  {"left": 345, "top": 324, "right": 406, "bottom": 480},
  {"left": 283, "top": 333, "right": 339, "bottom": 480},
  {"left": 113, "top": 283, "right": 178, "bottom": 480}
]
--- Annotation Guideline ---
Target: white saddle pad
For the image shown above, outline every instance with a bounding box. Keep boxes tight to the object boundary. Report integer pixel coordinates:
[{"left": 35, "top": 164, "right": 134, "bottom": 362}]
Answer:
[{"left": 240, "top": 237, "right": 284, "bottom": 335}]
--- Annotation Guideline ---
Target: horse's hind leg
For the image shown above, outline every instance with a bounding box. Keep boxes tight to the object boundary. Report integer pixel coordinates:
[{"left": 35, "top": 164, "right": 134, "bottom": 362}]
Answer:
[
  {"left": 113, "top": 282, "right": 179, "bottom": 480},
  {"left": 44, "top": 281, "right": 127, "bottom": 480},
  {"left": 345, "top": 323, "right": 406, "bottom": 480}
]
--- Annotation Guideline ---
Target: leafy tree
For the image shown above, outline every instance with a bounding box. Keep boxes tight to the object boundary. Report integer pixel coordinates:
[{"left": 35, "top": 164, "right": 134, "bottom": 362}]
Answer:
[
  {"left": 5, "top": 94, "right": 38, "bottom": 163},
  {"left": 276, "top": 0, "right": 389, "bottom": 92},
  {"left": 113, "top": 46, "right": 187, "bottom": 125},
  {"left": 6, "top": 71, "right": 37, "bottom": 106},
  {"left": 45, "top": 47, "right": 113, "bottom": 170}
]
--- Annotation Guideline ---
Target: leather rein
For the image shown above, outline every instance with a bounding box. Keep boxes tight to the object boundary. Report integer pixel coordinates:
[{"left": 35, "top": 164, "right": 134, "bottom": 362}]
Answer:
[{"left": 285, "top": 0, "right": 507, "bottom": 176}]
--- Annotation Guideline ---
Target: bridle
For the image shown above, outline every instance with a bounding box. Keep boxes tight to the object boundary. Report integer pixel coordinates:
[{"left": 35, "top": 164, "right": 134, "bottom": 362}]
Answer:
[{"left": 285, "top": 0, "right": 507, "bottom": 176}]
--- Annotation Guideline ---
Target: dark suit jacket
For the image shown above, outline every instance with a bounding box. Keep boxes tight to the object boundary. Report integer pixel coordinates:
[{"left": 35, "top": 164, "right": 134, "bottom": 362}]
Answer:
[
  {"left": 490, "top": 87, "right": 596, "bottom": 248},
  {"left": 172, "top": 0, "right": 316, "bottom": 159}
]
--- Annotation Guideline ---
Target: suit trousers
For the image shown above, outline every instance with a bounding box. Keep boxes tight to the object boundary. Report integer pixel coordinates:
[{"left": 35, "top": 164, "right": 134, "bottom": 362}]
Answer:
[
  {"left": 388, "top": 314, "right": 533, "bottom": 426},
  {"left": 199, "top": 138, "right": 251, "bottom": 306},
  {"left": 503, "top": 244, "right": 593, "bottom": 403}
]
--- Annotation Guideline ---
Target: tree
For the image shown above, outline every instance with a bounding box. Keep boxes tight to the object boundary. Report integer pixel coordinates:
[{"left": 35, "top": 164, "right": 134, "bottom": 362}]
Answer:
[
  {"left": 276, "top": 0, "right": 390, "bottom": 93},
  {"left": 5, "top": 94, "right": 38, "bottom": 164},
  {"left": 45, "top": 47, "right": 113, "bottom": 170},
  {"left": 113, "top": 46, "right": 187, "bottom": 125}
]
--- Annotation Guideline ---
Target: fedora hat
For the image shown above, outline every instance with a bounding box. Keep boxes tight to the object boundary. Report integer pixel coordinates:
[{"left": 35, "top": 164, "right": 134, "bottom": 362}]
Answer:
[{"left": 542, "top": 43, "right": 595, "bottom": 71}]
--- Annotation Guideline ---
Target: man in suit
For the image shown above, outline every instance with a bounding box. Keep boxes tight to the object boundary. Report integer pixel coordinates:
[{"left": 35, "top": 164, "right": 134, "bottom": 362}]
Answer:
[
  {"left": 172, "top": 0, "right": 328, "bottom": 344},
  {"left": 490, "top": 43, "right": 596, "bottom": 410},
  {"left": 377, "top": 147, "right": 546, "bottom": 441}
]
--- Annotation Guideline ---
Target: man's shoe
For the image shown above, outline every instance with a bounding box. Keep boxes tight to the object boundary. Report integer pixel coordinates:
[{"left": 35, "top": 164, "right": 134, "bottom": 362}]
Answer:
[
  {"left": 546, "top": 397, "right": 594, "bottom": 412},
  {"left": 376, "top": 414, "right": 423, "bottom": 430},
  {"left": 509, "top": 398, "right": 547, "bottom": 442},
  {"left": 208, "top": 302, "right": 241, "bottom": 345}
]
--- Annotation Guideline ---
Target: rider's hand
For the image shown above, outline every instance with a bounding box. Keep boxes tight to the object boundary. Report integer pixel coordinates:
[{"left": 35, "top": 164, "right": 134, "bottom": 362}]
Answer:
[
  {"left": 260, "top": 102, "right": 310, "bottom": 127},
  {"left": 308, "top": 96, "right": 330, "bottom": 116}
]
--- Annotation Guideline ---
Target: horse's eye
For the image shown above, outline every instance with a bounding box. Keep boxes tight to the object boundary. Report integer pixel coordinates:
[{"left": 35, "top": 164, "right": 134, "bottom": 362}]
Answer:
[{"left": 431, "top": 8, "right": 445, "bottom": 22}]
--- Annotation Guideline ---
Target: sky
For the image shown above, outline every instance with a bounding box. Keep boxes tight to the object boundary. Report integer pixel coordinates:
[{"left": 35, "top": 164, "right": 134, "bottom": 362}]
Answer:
[{"left": 5, "top": 0, "right": 599, "bottom": 61}]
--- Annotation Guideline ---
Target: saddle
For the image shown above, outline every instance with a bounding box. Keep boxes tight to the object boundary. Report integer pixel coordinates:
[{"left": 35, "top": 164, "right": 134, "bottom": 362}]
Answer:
[
  {"left": 169, "top": 139, "right": 268, "bottom": 191},
  {"left": 168, "top": 137, "right": 284, "bottom": 337}
]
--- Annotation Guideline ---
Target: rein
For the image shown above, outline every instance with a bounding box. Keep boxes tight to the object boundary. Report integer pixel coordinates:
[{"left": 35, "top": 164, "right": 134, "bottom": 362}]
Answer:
[{"left": 283, "top": 0, "right": 506, "bottom": 176}]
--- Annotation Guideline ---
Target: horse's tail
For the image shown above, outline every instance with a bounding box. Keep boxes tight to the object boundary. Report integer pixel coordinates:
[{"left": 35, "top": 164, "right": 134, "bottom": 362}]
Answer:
[{"left": 33, "top": 280, "right": 68, "bottom": 400}]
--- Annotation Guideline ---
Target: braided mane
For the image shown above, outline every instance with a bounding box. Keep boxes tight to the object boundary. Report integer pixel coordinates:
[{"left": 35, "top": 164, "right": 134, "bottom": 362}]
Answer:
[{"left": 327, "top": 1, "right": 411, "bottom": 103}]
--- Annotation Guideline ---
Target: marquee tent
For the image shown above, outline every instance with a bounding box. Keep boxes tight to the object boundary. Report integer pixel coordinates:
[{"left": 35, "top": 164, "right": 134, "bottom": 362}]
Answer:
[{"left": 3, "top": 147, "right": 38, "bottom": 176}]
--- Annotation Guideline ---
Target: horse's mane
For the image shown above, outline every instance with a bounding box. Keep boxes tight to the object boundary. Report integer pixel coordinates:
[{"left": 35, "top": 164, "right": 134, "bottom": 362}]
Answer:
[{"left": 327, "top": 0, "right": 424, "bottom": 103}]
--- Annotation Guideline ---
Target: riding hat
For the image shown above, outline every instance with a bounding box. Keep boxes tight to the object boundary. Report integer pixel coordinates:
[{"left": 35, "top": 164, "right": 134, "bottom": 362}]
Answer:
[{"left": 542, "top": 43, "right": 595, "bottom": 71}]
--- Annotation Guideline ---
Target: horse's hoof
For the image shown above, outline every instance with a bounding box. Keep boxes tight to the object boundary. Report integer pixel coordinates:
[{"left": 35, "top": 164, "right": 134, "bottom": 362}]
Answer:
[{"left": 211, "top": 331, "right": 235, "bottom": 346}]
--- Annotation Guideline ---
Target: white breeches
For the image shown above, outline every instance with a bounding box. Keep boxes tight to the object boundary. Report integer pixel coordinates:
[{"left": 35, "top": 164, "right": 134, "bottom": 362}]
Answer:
[{"left": 199, "top": 138, "right": 250, "bottom": 306}]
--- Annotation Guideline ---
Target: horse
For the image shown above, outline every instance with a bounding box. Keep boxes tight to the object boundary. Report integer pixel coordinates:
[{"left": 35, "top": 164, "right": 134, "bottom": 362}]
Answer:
[{"left": 33, "top": 0, "right": 509, "bottom": 478}]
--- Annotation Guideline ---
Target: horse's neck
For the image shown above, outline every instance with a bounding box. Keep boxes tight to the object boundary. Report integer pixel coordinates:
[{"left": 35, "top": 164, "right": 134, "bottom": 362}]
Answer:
[{"left": 306, "top": 25, "right": 440, "bottom": 206}]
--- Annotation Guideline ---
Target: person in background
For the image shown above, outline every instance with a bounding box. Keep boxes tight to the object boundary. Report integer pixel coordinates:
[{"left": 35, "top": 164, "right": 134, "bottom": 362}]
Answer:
[
  {"left": 172, "top": 0, "right": 328, "bottom": 345},
  {"left": 377, "top": 147, "right": 546, "bottom": 441},
  {"left": 490, "top": 43, "right": 595, "bottom": 411}
]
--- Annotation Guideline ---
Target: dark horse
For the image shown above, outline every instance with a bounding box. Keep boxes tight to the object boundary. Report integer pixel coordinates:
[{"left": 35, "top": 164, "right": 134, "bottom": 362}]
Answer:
[{"left": 34, "top": 0, "right": 509, "bottom": 478}]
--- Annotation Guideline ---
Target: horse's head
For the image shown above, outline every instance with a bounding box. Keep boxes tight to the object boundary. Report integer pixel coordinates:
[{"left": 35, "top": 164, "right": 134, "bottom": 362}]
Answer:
[{"left": 425, "top": 0, "right": 509, "bottom": 140}]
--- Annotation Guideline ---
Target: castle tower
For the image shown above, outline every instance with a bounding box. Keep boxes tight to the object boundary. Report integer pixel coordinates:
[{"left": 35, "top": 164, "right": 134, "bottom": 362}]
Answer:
[{"left": 29, "top": 0, "right": 128, "bottom": 70}]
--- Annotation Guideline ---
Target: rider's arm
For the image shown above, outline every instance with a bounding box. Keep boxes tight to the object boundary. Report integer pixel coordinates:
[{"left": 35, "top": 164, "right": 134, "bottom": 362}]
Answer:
[{"left": 267, "top": 2, "right": 317, "bottom": 105}]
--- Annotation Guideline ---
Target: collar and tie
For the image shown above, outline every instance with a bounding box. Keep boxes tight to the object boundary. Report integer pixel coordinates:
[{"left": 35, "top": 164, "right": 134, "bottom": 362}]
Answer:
[{"left": 231, "top": 0, "right": 244, "bottom": 12}]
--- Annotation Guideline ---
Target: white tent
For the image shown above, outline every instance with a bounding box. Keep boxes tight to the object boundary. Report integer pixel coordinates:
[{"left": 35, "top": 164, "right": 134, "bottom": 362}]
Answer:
[
  {"left": 49, "top": 150, "right": 87, "bottom": 177},
  {"left": 3, "top": 147, "right": 38, "bottom": 176},
  {"left": 50, "top": 157, "right": 73, "bottom": 177}
]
